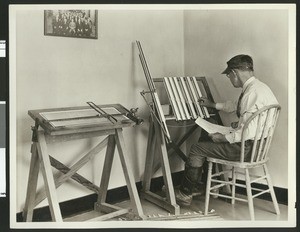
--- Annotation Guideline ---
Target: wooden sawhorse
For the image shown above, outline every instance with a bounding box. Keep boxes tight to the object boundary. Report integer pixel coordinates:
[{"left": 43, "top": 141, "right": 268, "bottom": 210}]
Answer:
[{"left": 22, "top": 104, "right": 145, "bottom": 222}]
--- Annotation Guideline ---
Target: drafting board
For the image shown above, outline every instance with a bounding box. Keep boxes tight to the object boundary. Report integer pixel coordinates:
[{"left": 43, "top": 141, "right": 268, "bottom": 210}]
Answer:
[
  {"left": 40, "top": 107, "right": 129, "bottom": 128},
  {"left": 29, "top": 104, "right": 135, "bottom": 136}
]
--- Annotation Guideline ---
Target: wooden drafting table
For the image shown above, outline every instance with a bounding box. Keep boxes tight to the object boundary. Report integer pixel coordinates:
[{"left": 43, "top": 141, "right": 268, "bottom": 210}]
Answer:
[{"left": 23, "top": 103, "right": 145, "bottom": 222}]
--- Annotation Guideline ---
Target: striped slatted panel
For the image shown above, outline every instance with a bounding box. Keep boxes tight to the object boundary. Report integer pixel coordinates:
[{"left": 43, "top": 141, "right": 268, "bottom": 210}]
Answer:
[
  {"left": 185, "top": 77, "right": 204, "bottom": 118},
  {"left": 178, "top": 77, "right": 197, "bottom": 119},
  {"left": 191, "top": 76, "right": 210, "bottom": 118},
  {"left": 163, "top": 77, "right": 210, "bottom": 121},
  {"left": 164, "top": 77, "right": 194, "bottom": 121},
  {"left": 163, "top": 77, "right": 182, "bottom": 120},
  {"left": 173, "top": 77, "right": 190, "bottom": 120},
  {"left": 169, "top": 77, "right": 186, "bottom": 120}
]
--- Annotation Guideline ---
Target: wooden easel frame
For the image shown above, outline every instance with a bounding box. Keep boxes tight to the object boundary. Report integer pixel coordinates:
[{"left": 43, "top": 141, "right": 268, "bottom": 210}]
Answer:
[
  {"left": 23, "top": 105, "right": 145, "bottom": 222},
  {"left": 137, "top": 41, "right": 230, "bottom": 216},
  {"left": 140, "top": 77, "right": 223, "bottom": 215}
]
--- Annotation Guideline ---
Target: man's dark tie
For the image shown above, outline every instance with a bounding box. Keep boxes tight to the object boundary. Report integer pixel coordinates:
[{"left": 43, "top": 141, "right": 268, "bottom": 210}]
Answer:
[{"left": 236, "top": 91, "right": 244, "bottom": 118}]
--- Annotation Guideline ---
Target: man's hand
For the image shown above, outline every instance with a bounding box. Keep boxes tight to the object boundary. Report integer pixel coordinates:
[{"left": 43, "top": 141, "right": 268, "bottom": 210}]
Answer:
[
  {"left": 208, "top": 133, "right": 227, "bottom": 143},
  {"left": 198, "top": 97, "right": 216, "bottom": 108}
]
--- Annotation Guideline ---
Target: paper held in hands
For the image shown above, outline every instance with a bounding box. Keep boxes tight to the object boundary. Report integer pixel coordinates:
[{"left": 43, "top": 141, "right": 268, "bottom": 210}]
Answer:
[{"left": 195, "top": 117, "right": 234, "bottom": 135}]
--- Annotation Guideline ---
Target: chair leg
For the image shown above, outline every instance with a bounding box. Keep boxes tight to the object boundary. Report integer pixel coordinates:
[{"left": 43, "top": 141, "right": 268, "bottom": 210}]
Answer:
[
  {"left": 245, "top": 168, "right": 255, "bottom": 220},
  {"left": 231, "top": 166, "right": 236, "bottom": 205},
  {"left": 204, "top": 162, "right": 213, "bottom": 215},
  {"left": 263, "top": 164, "right": 280, "bottom": 215}
]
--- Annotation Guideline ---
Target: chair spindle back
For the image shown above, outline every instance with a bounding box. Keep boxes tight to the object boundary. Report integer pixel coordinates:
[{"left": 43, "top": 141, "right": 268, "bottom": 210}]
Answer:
[{"left": 240, "top": 104, "right": 281, "bottom": 163}]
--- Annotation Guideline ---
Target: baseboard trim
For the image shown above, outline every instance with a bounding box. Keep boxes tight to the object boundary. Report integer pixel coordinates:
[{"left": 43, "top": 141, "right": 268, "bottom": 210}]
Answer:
[{"left": 16, "top": 171, "right": 287, "bottom": 222}]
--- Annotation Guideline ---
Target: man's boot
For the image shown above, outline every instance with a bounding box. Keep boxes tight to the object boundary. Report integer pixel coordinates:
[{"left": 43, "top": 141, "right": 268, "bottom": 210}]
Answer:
[
  {"left": 175, "top": 165, "right": 201, "bottom": 206},
  {"left": 192, "top": 163, "right": 207, "bottom": 198}
]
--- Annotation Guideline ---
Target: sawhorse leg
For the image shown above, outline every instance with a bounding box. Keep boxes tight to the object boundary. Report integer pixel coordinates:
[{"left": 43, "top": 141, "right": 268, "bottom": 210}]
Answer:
[
  {"left": 36, "top": 131, "right": 63, "bottom": 222},
  {"left": 141, "top": 119, "right": 180, "bottom": 215},
  {"left": 154, "top": 121, "right": 179, "bottom": 214},
  {"left": 23, "top": 143, "right": 39, "bottom": 222},
  {"left": 23, "top": 131, "right": 63, "bottom": 222},
  {"left": 95, "top": 130, "right": 145, "bottom": 220},
  {"left": 142, "top": 118, "right": 156, "bottom": 192},
  {"left": 115, "top": 128, "right": 145, "bottom": 219}
]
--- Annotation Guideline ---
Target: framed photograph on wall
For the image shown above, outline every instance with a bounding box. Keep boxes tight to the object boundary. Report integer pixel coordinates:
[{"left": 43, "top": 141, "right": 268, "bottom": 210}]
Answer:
[{"left": 44, "top": 10, "right": 98, "bottom": 39}]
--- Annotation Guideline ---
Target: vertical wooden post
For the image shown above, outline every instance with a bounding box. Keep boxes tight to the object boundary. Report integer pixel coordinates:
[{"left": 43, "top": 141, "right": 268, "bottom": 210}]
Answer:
[
  {"left": 36, "top": 131, "right": 63, "bottom": 222},
  {"left": 245, "top": 168, "right": 255, "bottom": 220},
  {"left": 263, "top": 164, "right": 280, "bottom": 215},
  {"left": 115, "top": 128, "right": 145, "bottom": 219},
  {"left": 142, "top": 118, "right": 156, "bottom": 192},
  {"left": 231, "top": 166, "right": 236, "bottom": 205},
  {"left": 96, "top": 135, "right": 116, "bottom": 205},
  {"left": 204, "top": 161, "right": 213, "bottom": 215},
  {"left": 23, "top": 143, "right": 40, "bottom": 222},
  {"left": 153, "top": 120, "right": 180, "bottom": 215}
]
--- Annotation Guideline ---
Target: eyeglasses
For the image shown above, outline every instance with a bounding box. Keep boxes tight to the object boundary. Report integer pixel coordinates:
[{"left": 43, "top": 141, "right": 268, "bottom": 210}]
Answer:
[
  {"left": 226, "top": 69, "right": 237, "bottom": 78},
  {"left": 226, "top": 70, "right": 232, "bottom": 77}
]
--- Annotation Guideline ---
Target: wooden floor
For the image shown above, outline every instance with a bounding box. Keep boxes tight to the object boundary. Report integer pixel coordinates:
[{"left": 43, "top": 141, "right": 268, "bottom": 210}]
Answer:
[
  {"left": 191, "top": 195, "right": 287, "bottom": 221},
  {"left": 65, "top": 194, "right": 288, "bottom": 222}
]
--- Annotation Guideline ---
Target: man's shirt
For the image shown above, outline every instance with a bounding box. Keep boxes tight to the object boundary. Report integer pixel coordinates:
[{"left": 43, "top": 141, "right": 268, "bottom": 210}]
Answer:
[{"left": 215, "top": 77, "right": 279, "bottom": 143}]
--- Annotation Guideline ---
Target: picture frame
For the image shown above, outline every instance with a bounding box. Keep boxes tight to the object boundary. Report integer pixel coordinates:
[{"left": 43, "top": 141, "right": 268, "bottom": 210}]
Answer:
[{"left": 44, "top": 10, "right": 98, "bottom": 39}]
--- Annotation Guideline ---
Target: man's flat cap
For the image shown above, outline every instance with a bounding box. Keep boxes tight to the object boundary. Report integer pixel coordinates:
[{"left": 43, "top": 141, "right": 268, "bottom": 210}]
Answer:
[{"left": 222, "top": 54, "right": 253, "bottom": 74}]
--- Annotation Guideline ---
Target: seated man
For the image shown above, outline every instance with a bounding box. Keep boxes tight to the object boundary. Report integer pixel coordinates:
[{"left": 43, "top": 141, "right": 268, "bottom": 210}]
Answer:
[{"left": 175, "top": 54, "right": 279, "bottom": 206}]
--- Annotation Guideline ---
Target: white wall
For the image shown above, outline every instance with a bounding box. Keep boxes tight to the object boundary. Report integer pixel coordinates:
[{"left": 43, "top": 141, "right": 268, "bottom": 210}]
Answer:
[
  {"left": 183, "top": 9, "right": 289, "bottom": 188},
  {"left": 15, "top": 9, "right": 185, "bottom": 211}
]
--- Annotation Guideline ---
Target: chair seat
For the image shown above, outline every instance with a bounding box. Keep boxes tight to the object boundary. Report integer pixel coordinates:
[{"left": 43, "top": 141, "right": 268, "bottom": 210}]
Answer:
[{"left": 206, "top": 157, "right": 269, "bottom": 168}]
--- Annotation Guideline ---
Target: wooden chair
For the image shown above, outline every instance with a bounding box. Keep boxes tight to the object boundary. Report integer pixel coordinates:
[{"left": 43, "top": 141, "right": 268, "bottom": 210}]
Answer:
[{"left": 204, "top": 104, "right": 281, "bottom": 220}]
